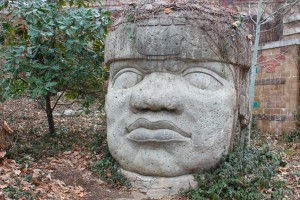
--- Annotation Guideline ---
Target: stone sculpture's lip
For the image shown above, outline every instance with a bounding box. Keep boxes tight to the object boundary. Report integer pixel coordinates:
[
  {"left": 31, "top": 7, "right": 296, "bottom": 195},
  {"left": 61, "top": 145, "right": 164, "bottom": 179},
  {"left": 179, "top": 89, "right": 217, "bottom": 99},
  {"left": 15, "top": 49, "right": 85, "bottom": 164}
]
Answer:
[{"left": 127, "top": 118, "right": 191, "bottom": 142}]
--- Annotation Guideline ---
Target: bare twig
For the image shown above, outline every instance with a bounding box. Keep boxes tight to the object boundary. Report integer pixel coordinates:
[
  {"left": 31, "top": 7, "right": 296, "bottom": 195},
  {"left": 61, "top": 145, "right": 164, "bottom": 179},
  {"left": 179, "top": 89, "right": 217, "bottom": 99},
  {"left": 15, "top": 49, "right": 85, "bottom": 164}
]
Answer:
[
  {"left": 36, "top": 99, "right": 46, "bottom": 111},
  {"left": 261, "top": 0, "right": 298, "bottom": 25},
  {"left": 57, "top": 100, "right": 81, "bottom": 106},
  {"left": 4, "top": 102, "right": 32, "bottom": 118},
  {"left": 51, "top": 89, "right": 66, "bottom": 112}
]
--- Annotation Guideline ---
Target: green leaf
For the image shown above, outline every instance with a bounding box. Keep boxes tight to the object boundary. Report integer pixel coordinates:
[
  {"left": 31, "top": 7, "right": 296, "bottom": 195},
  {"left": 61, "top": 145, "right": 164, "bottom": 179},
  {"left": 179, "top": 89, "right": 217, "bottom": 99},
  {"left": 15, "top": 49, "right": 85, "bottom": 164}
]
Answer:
[
  {"left": 59, "top": 25, "right": 67, "bottom": 30},
  {"left": 41, "top": 31, "right": 54, "bottom": 37},
  {"left": 32, "top": 63, "right": 49, "bottom": 70},
  {"left": 0, "top": 0, "right": 9, "bottom": 10},
  {"left": 47, "top": 87, "right": 57, "bottom": 93},
  {"left": 45, "top": 82, "right": 57, "bottom": 88}
]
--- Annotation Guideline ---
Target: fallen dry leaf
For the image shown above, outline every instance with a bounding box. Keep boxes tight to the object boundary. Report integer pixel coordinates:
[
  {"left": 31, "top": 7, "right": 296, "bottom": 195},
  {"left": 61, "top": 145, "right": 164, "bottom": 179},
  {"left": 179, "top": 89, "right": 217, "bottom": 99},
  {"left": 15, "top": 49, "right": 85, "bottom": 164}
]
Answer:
[
  {"left": 106, "top": 172, "right": 112, "bottom": 177},
  {"left": 164, "top": 8, "right": 172, "bottom": 14},
  {"left": 232, "top": 21, "right": 241, "bottom": 28},
  {"left": 14, "top": 169, "right": 21, "bottom": 175},
  {"left": 75, "top": 185, "right": 84, "bottom": 193},
  {"left": 78, "top": 192, "right": 85, "bottom": 197},
  {"left": 0, "top": 184, "right": 8, "bottom": 189},
  {"left": 1, "top": 121, "right": 13, "bottom": 134},
  {"left": 63, "top": 151, "right": 72, "bottom": 155},
  {"left": 0, "top": 151, "right": 6, "bottom": 159}
]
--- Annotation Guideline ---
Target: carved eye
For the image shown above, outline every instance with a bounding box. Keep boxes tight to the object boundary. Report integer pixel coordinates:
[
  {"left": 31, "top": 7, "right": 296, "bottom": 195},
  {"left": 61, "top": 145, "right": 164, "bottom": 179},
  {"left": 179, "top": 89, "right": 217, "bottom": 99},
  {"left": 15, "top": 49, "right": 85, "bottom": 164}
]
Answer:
[
  {"left": 184, "top": 72, "right": 223, "bottom": 90},
  {"left": 113, "top": 70, "right": 143, "bottom": 90}
]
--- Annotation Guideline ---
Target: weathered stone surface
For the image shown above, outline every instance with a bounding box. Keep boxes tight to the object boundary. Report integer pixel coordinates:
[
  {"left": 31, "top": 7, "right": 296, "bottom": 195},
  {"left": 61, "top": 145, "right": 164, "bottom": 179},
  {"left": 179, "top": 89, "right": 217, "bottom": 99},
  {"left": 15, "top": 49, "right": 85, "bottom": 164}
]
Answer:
[
  {"left": 121, "top": 169, "right": 198, "bottom": 199},
  {"left": 62, "top": 109, "right": 84, "bottom": 117},
  {"left": 53, "top": 112, "right": 62, "bottom": 117},
  {"left": 63, "top": 109, "right": 76, "bottom": 117},
  {"left": 106, "top": 60, "right": 236, "bottom": 177},
  {"left": 104, "top": 1, "right": 251, "bottom": 198}
]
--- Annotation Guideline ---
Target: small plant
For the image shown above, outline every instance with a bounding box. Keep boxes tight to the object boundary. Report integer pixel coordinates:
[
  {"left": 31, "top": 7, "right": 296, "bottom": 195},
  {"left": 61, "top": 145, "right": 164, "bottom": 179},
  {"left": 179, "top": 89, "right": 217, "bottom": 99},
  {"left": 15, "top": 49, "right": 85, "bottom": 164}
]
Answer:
[
  {"left": 283, "top": 111, "right": 300, "bottom": 143},
  {"left": 3, "top": 184, "right": 39, "bottom": 200},
  {"left": 183, "top": 143, "right": 286, "bottom": 200},
  {"left": 283, "top": 129, "right": 300, "bottom": 143}
]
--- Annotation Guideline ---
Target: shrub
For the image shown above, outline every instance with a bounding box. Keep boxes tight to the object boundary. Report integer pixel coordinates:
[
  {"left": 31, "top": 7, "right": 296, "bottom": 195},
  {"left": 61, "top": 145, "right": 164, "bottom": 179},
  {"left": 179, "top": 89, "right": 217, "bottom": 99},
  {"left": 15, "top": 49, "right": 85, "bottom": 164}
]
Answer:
[{"left": 184, "top": 143, "right": 285, "bottom": 200}]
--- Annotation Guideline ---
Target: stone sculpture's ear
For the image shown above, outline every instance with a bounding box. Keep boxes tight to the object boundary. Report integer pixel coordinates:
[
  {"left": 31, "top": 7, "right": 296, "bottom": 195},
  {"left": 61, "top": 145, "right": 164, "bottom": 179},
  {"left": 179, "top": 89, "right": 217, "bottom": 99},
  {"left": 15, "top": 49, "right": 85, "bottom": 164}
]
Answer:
[
  {"left": 239, "top": 94, "right": 248, "bottom": 123},
  {"left": 239, "top": 68, "right": 251, "bottom": 126}
]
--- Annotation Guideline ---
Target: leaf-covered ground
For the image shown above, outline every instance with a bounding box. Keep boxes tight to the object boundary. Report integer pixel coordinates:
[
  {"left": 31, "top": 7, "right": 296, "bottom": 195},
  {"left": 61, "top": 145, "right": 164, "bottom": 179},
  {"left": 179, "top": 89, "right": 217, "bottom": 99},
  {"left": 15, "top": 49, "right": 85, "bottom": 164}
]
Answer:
[
  {"left": 0, "top": 98, "right": 143, "bottom": 199},
  {"left": 269, "top": 136, "right": 300, "bottom": 198},
  {"left": 0, "top": 98, "right": 299, "bottom": 199}
]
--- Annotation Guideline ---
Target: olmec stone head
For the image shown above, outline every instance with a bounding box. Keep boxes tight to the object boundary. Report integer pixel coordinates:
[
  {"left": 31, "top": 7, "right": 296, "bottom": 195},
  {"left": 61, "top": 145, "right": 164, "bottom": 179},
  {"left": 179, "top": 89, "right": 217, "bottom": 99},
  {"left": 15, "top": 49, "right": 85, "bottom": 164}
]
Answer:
[{"left": 105, "top": 1, "right": 251, "bottom": 178}]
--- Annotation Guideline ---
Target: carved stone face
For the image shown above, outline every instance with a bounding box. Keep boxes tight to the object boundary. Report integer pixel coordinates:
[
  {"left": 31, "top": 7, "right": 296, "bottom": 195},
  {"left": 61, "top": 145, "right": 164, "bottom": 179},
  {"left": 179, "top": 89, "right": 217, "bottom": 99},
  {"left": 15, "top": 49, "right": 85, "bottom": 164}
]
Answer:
[
  {"left": 104, "top": 8, "right": 250, "bottom": 177},
  {"left": 105, "top": 59, "right": 236, "bottom": 177}
]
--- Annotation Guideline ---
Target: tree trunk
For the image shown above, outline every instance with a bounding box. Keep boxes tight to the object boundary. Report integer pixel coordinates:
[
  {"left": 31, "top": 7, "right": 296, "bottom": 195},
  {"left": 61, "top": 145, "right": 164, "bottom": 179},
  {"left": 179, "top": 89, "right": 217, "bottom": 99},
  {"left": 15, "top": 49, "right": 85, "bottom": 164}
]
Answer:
[
  {"left": 247, "top": 0, "right": 263, "bottom": 147},
  {"left": 45, "top": 92, "right": 56, "bottom": 136}
]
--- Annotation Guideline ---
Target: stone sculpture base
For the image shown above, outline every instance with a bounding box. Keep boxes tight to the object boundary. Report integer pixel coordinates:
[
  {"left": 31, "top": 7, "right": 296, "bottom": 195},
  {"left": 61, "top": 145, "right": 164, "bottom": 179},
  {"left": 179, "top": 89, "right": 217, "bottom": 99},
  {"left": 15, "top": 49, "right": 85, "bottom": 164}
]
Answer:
[{"left": 121, "top": 169, "right": 198, "bottom": 199}]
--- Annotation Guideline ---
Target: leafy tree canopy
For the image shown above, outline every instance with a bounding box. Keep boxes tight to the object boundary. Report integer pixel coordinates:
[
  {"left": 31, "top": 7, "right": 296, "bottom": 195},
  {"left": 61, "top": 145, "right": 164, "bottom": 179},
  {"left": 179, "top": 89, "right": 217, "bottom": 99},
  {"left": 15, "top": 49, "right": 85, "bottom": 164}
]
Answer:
[{"left": 0, "top": 0, "right": 110, "bottom": 135}]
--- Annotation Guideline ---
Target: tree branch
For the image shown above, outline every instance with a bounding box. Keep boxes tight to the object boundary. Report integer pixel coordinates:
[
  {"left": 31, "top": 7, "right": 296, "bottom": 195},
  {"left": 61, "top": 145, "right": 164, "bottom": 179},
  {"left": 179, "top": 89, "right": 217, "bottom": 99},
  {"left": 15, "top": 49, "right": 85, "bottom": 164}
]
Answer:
[
  {"left": 248, "top": 2, "right": 258, "bottom": 25},
  {"left": 51, "top": 89, "right": 65, "bottom": 111},
  {"left": 261, "top": 0, "right": 298, "bottom": 25},
  {"left": 36, "top": 99, "right": 46, "bottom": 111},
  {"left": 5, "top": 102, "right": 32, "bottom": 118},
  {"left": 66, "top": 87, "right": 102, "bottom": 95},
  {"left": 57, "top": 100, "right": 80, "bottom": 106}
]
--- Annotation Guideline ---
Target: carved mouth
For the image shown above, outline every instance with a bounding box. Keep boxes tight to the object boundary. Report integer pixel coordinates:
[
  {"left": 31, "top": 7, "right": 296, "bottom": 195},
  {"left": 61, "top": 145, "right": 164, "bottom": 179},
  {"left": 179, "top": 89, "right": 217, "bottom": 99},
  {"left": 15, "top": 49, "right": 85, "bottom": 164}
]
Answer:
[{"left": 127, "top": 118, "right": 191, "bottom": 143}]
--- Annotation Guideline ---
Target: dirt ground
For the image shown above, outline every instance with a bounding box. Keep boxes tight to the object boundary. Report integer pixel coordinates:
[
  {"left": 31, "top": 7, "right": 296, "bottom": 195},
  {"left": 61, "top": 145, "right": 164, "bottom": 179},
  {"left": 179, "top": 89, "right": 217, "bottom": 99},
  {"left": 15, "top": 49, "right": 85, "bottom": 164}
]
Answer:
[{"left": 1, "top": 98, "right": 299, "bottom": 199}]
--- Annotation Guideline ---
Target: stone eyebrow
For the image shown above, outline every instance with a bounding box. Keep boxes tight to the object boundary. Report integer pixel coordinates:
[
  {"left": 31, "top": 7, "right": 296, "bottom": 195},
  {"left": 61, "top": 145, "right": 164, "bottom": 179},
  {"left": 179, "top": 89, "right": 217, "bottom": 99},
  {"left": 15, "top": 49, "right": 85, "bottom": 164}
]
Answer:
[
  {"left": 109, "top": 64, "right": 152, "bottom": 80},
  {"left": 110, "top": 60, "right": 230, "bottom": 79},
  {"left": 184, "top": 64, "right": 229, "bottom": 80},
  {"left": 110, "top": 61, "right": 185, "bottom": 76}
]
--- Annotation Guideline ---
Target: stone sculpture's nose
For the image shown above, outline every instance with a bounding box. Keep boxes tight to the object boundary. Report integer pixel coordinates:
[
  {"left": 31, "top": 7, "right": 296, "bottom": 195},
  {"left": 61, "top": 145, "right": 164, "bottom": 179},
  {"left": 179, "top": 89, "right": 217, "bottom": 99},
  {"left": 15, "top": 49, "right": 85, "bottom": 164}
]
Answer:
[{"left": 130, "top": 73, "right": 184, "bottom": 114}]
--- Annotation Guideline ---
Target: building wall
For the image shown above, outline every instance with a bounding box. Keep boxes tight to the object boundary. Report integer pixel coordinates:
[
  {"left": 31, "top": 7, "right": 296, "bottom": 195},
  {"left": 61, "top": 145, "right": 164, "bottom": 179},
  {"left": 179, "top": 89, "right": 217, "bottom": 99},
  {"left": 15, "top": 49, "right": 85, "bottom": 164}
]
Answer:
[
  {"left": 254, "top": 44, "right": 299, "bottom": 133},
  {"left": 254, "top": 13, "right": 300, "bottom": 133}
]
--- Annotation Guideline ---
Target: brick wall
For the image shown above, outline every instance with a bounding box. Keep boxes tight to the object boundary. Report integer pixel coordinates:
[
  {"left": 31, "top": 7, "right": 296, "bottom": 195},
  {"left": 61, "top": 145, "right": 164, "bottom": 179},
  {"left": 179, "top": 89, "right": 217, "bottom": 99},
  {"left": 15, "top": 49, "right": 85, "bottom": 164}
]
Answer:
[
  {"left": 254, "top": 44, "right": 299, "bottom": 133},
  {"left": 253, "top": 12, "right": 300, "bottom": 133}
]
